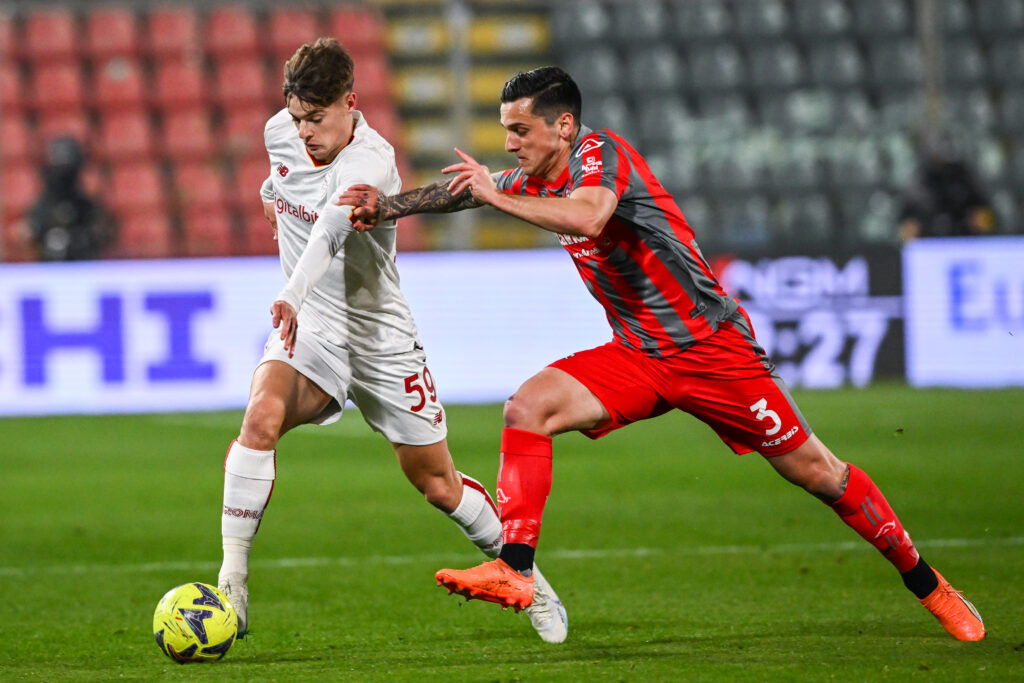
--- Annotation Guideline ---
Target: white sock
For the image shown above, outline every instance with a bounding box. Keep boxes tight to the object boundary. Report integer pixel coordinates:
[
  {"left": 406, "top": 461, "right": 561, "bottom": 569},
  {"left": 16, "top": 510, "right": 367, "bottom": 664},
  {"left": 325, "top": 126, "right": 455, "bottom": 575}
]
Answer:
[
  {"left": 219, "top": 440, "right": 276, "bottom": 582},
  {"left": 448, "top": 472, "right": 502, "bottom": 558}
]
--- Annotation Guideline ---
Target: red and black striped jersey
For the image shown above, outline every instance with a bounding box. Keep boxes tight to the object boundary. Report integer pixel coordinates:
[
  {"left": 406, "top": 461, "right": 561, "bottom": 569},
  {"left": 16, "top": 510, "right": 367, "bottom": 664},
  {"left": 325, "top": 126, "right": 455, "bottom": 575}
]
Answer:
[{"left": 496, "top": 125, "right": 737, "bottom": 358}]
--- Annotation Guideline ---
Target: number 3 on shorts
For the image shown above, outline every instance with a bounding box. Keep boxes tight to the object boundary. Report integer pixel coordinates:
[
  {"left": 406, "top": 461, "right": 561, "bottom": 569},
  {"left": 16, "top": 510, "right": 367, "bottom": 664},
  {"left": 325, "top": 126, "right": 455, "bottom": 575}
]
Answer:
[
  {"left": 404, "top": 367, "right": 437, "bottom": 412},
  {"left": 749, "top": 397, "right": 782, "bottom": 436}
]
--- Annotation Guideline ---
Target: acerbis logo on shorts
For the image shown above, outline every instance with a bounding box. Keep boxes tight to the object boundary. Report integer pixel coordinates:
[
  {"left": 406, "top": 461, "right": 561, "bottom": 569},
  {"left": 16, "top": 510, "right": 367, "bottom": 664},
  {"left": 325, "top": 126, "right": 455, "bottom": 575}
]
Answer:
[{"left": 762, "top": 425, "right": 800, "bottom": 448}]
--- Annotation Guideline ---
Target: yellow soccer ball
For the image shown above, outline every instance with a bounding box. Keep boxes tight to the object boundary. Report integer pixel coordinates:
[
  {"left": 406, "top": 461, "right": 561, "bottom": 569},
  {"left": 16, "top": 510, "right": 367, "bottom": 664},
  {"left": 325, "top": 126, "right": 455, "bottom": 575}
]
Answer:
[{"left": 153, "top": 582, "right": 238, "bottom": 663}]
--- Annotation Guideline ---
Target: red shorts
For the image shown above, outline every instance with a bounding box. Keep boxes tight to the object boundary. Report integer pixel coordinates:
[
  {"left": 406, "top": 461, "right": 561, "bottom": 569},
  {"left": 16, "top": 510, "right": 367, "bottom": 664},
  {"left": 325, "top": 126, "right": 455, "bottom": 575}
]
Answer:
[{"left": 548, "top": 310, "right": 811, "bottom": 456}]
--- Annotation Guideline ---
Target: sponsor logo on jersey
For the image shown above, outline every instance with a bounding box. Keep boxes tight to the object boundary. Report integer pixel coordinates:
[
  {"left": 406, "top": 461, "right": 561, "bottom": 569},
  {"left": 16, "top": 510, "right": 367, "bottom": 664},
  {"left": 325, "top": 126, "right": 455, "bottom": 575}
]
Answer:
[
  {"left": 582, "top": 154, "right": 603, "bottom": 177},
  {"left": 278, "top": 164, "right": 289, "bottom": 177},
  {"left": 761, "top": 425, "right": 800, "bottom": 448},
  {"left": 575, "top": 138, "right": 605, "bottom": 158},
  {"left": 276, "top": 197, "right": 319, "bottom": 224},
  {"left": 223, "top": 505, "right": 263, "bottom": 520}
]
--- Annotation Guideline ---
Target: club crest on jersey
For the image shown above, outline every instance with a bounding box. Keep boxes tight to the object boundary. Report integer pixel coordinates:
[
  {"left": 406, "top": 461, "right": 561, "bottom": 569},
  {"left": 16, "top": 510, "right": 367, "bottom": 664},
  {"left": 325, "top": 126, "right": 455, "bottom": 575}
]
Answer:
[
  {"left": 278, "top": 164, "right": 289, "bottom": 177},
  {"left": 575, "top": 138, "right": 604, "bottom": 158}
]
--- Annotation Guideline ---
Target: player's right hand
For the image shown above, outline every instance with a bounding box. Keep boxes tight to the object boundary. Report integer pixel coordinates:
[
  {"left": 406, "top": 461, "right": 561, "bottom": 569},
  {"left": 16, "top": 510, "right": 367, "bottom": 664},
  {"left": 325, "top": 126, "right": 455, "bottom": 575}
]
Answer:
[
  {"left": 336, "top": 184, "right": 380, "bottom": 232},
  {"left": 270, "top": 300, "right": 298, "bottom": 358},
  {"left": 263, "top": 200, "right": 279, "bottom": 240}
]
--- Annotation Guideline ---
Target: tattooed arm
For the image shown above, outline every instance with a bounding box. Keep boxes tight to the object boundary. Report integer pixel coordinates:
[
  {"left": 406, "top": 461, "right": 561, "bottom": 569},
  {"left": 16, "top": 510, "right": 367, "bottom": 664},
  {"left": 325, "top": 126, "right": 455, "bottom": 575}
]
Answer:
[{"left": 336, "top": 179, "right": 489, "bottom": 232}]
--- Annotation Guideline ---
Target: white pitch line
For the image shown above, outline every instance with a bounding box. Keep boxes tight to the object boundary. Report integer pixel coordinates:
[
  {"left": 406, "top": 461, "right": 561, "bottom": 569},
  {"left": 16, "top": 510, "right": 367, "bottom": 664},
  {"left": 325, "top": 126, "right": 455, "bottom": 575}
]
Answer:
[{"left": 2, "top": 536, "right": 1021, "bottom": 579}]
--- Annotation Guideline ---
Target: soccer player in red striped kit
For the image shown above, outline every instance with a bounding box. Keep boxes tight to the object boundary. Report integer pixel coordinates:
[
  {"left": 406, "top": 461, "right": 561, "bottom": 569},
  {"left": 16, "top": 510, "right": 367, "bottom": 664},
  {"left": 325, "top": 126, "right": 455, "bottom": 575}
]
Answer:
[{"left": 337, "top": 67, "right": 984, "bottom": 641}]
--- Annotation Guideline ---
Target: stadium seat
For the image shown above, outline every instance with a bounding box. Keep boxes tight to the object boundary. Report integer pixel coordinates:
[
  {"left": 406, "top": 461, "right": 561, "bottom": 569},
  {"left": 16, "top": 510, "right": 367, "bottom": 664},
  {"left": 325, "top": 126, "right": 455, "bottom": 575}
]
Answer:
[
  {"left": 671, "top": 0, "right": 732, "bottom": 43},
  {"left": 833, "top": 90, "right": 877, "bottom": 131},
  {"left": 92, "top": 57, "right": 146, "bottom": 111},
  {"left": 23, "top": 7, "right": 78, "bottom": 63},
  {"left": 1, "top": 162, "right": 42, "bottom": 219},
  {"left": 110, "top": 210, "right": 175, "bottom": 259},
  {"left": 999, "top": 90, "right": 1024, "bottom": 132},
  {"left": 213, "top": 59, "right": 274, "bottom": 109},
  {"left": 109, "top": 161, "right": 167, "bottom": 216},
  {"left": 947, "top": 88, "right": 996, "bottom": 131},
  {"left": 30, "top": 62, "right": 85, "bottom": 110},
  {"left": 975, "top": 0, "right": 1024, "bottom": 36},
  {"left": 239, "top": 211, "right": 278, "bottom": 256},
  {"left": 85, "top": 7, "right": 140, "bottom": 60},
  {"left": 719, "top": 194, "right": 771, "bottom": 247},
  {"left": 942, "top": 38, "right": 987, "bottom": 86},
  {"left": 152, "top": 59, "right": 206, "bottom": 112},
  {"left": 205, "top": 5, "right": 261, "bottom": 60},
  {"left": 384, "top": 16, "right": 448, "bottom": 59},
  {"left": 37, "top": 112, "right": 91, "bottom": 146},
  {"left": 867, "top": 39, "right": 923, "bottom": 88},
  {"left": 469, "top": 15, "right": 549, "bottom": 54},
  {"left": 697, "top": 93, "right": 754, "bottom": 129},
  {"left": 181, "top": 208, "right": 233, "bottom": 257},
  {"left": 938, "top": 0, "right": 973, "bottom": 35},
  {"left": 766, "top": 138, "right": 825, "bottom": 192},
  {"left": 990, "top": 188, "right": 1019, "bottom": 232},
  {"left": 702, "top": 146, "right": 764, "bottom": 192},
  {"left": 146, "top": 6, "right": 200, "bottom": 60},
  {"left": 625, "top": 45, "right": 684, "bottom": 94},
  {"left": 758, "top": 91, "right": 834, "bottom": 133},
  {"left": 566, "top": 47, "right": 621, "bottom": 96},
  {"left": 877, "top": 91, "right": 925, "bottom": 129},
  {"left": 224, "top": 106, "right": 272, "bottom": 160},
  {"left": 989, "top": 40, "right": 1024, "bottom": 86},
  {"left": 851, "top": 0, "right": 912, "bottom": 39},
  {"left": 231, "top": 156, "right": 271, "bottom": 212},
  {"left": 774, "top": 192, "right": 836, "bottom": 243},
  {"left": 358, "top": 104, "right": 401, "bottom": 146},
  {"left": 354, "top": 53, "right": 393, "bottom": 102},
  {"left": 330, "top": 7, "right": 387, "bottom": 54},
  {"left": 733, "top": 0, "right": 790, "bottom": 40},
  {"left": 172, "top": 162, "right": 228, "bottom": 211},
  {"left": 828, "top": 139, "right": 884, "bottom": 189},
  {"left": 637, "top": 95, "right": 693, "bottom": 144},
  {"left": 96, "top": 110, "right": 155, "bottom": 161},
  {"left": 688, "top": 44, "right": 747, "bottom": 92},
  {"left": 550, "top": 0, "right": 611, "bottom": 46},
  {"left": 158, "top": 111, "right": 214, "bottom": 161},
  {"left": 746, "top": 42, "right": 805, "bottom": 90},
  {"left": 807, "top": 41, "right": 865, "bottom": 87},
  {"left": 610, "top": 0, "right": 667, "bottom": 44},
  {"left": 0, "top": 115, "right": 31, "bottom": 163},
  {"left": 267, "top": 8, "right": 319, "bottom": 63},
  {"left": 1, "top": 63, "right": 23, "bottom": 114},
  {"left": 0, "top": 11, "right": 15, "bottom": 61},
  {"left": 792, "top": 0, "right": 852, "bottom": 39}
]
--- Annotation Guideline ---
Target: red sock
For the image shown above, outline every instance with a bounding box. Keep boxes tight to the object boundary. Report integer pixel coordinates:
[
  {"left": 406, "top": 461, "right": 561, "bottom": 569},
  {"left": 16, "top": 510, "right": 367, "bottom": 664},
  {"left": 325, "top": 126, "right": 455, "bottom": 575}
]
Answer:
[
  {"left": 828, "top": 463, "right": 920, "bottom": 572},
  {"left": 497, "top": 427, "right": 553, "bottom": 548}
]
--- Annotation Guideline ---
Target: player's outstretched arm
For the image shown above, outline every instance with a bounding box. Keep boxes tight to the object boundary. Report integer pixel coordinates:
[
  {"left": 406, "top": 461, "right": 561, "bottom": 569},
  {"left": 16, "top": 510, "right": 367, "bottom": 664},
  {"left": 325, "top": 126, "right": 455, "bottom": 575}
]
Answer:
[{"left": 337, "top": 180, "right": 485, "bottom": 232}]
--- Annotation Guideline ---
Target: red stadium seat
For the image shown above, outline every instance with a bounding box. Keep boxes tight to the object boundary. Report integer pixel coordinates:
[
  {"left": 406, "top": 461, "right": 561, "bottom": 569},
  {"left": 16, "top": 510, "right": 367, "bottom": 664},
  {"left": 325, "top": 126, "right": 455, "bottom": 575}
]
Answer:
[
  {"left": 30, "top": 62, "right": 85, "bottom": 110},
  {"left": 152, "top": 59, "right": 206, "bottom": 111},
  {"left": 0, "top": 11, "right": 16, "bottom": 61},
  {"left": 213, "top": 59, "right": 274, "bottom": 108},
  {"left": 330, "top": 7, "right": 386, "bottom": 54},
  {"left": 23, "top": 8, "right": 78, "bottom": 63},
  {"left": 110, "top": 209, "right": 175, "bottom": 259},
  {"left": 172, "top": 162, "right": 228, "bottom": 211},
  {"left": 158, "top": 111, "right": 214, "bottom": 161},
  {"left": 1, "top": 115, "right": 34, "bottom": 164},
  {"left": 92, "top": 57, "right": 146, "bottom": 111},
  {"left": 96, "top": 111, "right": 154, "bottom": 161},
  {"left": 354, "top": 53, "right": 393, "bottom": 102},
  {"left": 37, "top": 112, "right": 91, "bottom": 147},
  {"left": 1, "top": 63, "right": 23, "bottom": 114},
  {"left": 267, "top": 8, "right": 319, "bottom": 63},
  {"left": 85, "top": 7, "right": 140, "bottom": 60},
  {"left": 232, "top": 156, "right": 276, "bottom": 255},
  {"left": 181, "top": 208, "right": 233, "bottom": 257},
  {"left": 109, "top": 161, "right": 167, "bottom": 215},
  {"left": 205, "top": 5, "right": 261, "bottom": 60},
  {"left": 1, "top": 162, "right": 42, "bottom": 230},
  {"left": 224, "top": 106, "right": 272, "bottom": 160},
  {"left": 146, "top": 6, "right": 200, "bottom": 60},
  {"left": 358, "top": 104, "right": 401, "bottom": 145}
]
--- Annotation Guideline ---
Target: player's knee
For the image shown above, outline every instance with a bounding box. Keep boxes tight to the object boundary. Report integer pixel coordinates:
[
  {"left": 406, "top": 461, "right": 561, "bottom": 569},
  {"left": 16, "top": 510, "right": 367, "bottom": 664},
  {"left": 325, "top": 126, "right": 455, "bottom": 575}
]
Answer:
[
  {"left": 239, "top": 400, "right": 284, "bottom": 451},
  {"left": 502, "top": 392, "right": 548, "bottom": 434}
]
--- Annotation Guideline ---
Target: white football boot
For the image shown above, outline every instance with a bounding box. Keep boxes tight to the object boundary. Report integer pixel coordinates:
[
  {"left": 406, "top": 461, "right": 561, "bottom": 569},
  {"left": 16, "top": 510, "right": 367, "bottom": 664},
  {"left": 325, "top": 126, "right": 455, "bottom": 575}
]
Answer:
[
  {"left": 526, "top": 564, "right": 568, "bottom": 643},
  {"left": 218, "top": 573, "right": 249, "bottom": 638}
]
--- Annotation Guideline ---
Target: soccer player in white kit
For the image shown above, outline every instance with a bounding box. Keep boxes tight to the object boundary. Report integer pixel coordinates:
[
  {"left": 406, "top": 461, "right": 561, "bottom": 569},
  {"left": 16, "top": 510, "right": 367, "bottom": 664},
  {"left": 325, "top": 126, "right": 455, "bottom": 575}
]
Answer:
[{"left": 216, "top": 38, "right": 568, "bottom": 643}]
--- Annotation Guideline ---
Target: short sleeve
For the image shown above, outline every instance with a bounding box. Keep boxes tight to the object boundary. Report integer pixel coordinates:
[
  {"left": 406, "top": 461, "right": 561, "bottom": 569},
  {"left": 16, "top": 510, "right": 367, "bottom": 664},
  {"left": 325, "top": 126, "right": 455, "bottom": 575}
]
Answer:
[{"left": 569, "top": 130, "right": 629, "bottom": 199}]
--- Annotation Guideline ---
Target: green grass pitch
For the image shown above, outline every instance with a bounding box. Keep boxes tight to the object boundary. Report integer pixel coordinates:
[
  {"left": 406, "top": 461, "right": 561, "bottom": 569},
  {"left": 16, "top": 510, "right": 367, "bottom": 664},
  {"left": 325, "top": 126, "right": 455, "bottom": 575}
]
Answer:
[{"left": 2, "top": 385, "right": 1022, "bottom": 681}]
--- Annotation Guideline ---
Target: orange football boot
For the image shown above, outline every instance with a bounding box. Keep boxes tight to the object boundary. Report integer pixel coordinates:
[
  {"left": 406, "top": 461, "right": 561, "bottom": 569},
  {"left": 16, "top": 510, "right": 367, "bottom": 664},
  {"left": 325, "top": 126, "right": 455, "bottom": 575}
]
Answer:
[
  {"left": 919, "top": 570, "right": 985, "bottom": 641},
  {"left": 436, "top": 559, "right": 534, "bottom": 612}
]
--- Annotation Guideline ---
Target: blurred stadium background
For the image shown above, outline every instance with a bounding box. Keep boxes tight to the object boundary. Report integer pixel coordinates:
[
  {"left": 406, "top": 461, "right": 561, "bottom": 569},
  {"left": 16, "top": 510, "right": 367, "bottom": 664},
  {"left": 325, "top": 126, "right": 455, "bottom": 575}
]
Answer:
[{"left": 0, "top": 0, "right": 1021, "bottom": 414}]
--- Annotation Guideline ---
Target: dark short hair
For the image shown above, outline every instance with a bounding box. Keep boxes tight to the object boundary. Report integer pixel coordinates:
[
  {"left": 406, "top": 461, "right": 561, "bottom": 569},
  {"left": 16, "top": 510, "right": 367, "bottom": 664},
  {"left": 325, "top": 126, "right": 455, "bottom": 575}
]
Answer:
[
  {"left": 500, "top": 67, "right": 582, "bottom": 126},
  {"left": 282, "top": 37, "right": 355, "bottom": 107}
]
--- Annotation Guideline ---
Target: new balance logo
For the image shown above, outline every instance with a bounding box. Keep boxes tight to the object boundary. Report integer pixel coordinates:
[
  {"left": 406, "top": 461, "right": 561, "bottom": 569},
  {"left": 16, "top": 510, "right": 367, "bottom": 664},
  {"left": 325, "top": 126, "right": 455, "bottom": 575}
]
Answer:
[
  {"left": 223, "top": 505, "right": 263, "bottom": 520},
  {"left": 278, "top": 164, "right": 289, "bottom": 177},
  {"left": 432, "top": 409, "right": 443, "bottom": 426}
]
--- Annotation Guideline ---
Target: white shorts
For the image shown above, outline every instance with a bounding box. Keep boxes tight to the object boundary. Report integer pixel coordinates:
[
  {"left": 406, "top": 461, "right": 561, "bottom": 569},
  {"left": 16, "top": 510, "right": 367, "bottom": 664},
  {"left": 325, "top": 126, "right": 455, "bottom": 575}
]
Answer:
[{"left": 259, "top": 330, "right": 448, "bottom": 446}]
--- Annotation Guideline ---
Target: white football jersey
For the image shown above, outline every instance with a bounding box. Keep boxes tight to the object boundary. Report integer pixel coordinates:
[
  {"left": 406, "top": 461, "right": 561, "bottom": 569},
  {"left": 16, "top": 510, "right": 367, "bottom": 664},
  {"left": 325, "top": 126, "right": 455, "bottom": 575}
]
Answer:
[{"left": 262, "top": 109, "right": 419, "bottom": 355}]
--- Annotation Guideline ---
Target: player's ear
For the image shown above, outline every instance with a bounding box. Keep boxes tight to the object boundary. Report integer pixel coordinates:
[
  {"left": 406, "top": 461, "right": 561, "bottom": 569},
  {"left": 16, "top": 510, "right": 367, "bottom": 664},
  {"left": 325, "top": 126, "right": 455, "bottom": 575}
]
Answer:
[
  {"left": 558, "top": 113, "right": 574, "bottom": 140},
  {"left": 344, "top": 91, "right": 357, "bottom": 111}
]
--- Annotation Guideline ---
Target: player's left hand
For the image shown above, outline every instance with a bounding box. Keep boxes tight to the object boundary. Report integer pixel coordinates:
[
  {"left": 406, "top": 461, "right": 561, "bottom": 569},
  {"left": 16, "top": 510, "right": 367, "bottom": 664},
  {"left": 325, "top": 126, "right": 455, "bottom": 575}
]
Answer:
[
  {"left": 271, "top": 300, "right": 298, "bottom": 358},
  {"left": 444, "top": 148, "right": 499, "bottom": 205}
]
